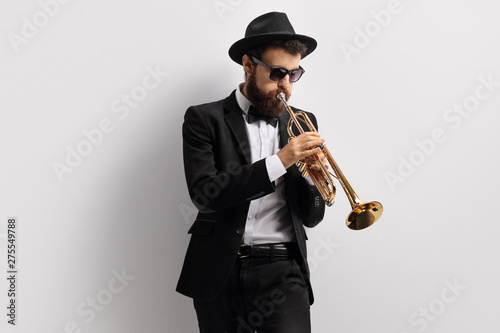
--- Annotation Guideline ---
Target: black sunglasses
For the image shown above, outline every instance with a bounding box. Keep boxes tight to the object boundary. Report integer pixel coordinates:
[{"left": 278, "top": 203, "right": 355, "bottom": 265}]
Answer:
[{"left": 251, "top": 56, "right": 305, "bottom": 83}]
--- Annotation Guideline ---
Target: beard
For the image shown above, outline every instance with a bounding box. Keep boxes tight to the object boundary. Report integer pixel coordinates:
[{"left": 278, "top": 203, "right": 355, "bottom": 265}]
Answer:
[{"left": 245, "top": 71, "right": 291, "bottom": 118}]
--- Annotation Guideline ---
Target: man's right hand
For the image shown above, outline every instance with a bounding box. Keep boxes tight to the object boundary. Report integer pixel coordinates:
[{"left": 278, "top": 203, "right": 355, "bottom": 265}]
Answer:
[{"left": 277, "top": 132, "right": 325, "bottom": 169}]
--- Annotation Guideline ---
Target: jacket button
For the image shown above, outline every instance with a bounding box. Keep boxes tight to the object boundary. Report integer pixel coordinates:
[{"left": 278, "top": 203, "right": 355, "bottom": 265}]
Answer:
[{"left": 236, "top": 227, "right": 244, "bottom": 235}]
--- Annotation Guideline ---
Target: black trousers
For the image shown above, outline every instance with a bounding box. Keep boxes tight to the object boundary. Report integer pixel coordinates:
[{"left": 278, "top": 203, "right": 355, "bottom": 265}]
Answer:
[{"left": 193, "top": 257, "right": 311, "bottom": 333}]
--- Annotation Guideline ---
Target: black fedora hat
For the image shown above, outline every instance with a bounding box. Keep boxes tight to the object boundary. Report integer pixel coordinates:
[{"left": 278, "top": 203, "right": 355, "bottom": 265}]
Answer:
[{"left": 228, "top": 11, "right": 317, "bottom": 65}]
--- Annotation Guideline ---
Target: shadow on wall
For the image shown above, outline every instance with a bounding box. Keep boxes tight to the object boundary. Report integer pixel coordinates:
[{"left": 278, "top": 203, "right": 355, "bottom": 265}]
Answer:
[
  {"left": 104, "top": 102, "right": 200, "bottom": 331},
  {"left": 101, "top": 63, "right": 240, "bottom": 331}
]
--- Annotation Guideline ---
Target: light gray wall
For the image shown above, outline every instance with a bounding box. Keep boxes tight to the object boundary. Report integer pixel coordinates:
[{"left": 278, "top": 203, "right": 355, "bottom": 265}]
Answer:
[{"left": 1, "top": 1, "right": 499, "bottom": 332}]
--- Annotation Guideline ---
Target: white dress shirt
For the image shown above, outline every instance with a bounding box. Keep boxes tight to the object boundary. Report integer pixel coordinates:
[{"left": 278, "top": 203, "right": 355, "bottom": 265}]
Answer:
[{"left": 235, "top": 85, "right": 295, "bottom": 245}]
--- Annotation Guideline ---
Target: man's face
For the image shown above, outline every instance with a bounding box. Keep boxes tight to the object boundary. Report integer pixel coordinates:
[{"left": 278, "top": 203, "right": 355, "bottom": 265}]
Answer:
[{"left": 243, "top": 47, "right": 302, "bottom": 117}]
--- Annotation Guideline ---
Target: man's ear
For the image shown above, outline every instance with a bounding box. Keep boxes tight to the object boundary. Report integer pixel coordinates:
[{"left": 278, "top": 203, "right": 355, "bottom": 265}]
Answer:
[{"left": 242, "top": 54, "right": 254, "bottom": 76}]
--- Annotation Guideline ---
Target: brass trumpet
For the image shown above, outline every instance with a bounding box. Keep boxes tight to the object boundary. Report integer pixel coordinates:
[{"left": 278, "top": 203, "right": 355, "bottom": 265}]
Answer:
[{"left": 277, "top": 92, "right": 383, "bottom": 230}]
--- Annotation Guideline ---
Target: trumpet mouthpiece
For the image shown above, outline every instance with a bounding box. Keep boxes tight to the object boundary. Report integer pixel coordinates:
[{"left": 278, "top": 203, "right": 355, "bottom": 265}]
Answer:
[{"left": 277, "top": 92, "right": 288, "bottom": 106}]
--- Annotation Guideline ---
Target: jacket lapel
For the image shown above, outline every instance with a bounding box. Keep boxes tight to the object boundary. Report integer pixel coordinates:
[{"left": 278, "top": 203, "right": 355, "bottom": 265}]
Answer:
[{"left": 223, "top": 91, "right": 252, "bottom": 164}]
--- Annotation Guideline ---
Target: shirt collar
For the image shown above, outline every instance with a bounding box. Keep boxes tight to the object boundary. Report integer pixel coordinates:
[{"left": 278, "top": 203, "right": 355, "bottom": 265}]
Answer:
[{"left": 235, "top": 83, "right": 253, "bottom": 116}]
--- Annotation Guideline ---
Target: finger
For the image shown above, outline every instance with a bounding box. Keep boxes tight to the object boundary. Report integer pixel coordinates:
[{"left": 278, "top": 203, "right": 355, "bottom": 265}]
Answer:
[
  {"left": 301, "top": 147, "right": 321, "bottom": 159},
  {"left": 298, "top": 137, "right": 324, "bottom": 150},
  {"left": 295, "top": 132, "right": 322, "bottom": 144}
]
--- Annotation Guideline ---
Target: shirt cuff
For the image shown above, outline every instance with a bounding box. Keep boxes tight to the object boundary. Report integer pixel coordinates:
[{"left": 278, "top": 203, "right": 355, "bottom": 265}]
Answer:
[{"left": 265, "top": 155, "right": 287, "bottom": 182}]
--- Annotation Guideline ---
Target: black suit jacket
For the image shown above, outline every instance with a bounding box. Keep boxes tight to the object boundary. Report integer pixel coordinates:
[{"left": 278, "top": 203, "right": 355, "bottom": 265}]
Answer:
[{"left": 176, "top": 90, "right": 325, "bottom": 303}]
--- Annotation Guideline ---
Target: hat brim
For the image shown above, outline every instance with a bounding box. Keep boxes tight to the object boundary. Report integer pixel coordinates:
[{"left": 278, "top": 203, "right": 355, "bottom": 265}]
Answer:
[{"left": 228, "top": 33, "right": 317, "bottom": 65}]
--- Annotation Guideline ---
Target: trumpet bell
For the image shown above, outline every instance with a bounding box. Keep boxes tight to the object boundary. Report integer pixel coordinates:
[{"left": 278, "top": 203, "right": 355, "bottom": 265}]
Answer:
[{"left": 346, "top": 201, "right": 383, "bottom": 230}]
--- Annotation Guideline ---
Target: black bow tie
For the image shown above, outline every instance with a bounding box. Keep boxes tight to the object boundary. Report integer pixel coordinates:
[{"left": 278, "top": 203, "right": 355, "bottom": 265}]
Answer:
[{"left": 247, "top": 106, "right": 278, "bottom": 127}]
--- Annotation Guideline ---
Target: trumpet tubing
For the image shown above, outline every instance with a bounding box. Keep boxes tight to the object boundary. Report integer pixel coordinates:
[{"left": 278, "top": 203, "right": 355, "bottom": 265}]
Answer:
[{"left": 277, "top": 92, "right": 383, "bottom": 230}]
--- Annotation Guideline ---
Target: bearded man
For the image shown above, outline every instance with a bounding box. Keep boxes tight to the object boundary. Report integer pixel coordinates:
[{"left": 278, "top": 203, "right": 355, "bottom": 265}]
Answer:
[{"left": 177, "top": 11, "right": 327, "bottom": 333}]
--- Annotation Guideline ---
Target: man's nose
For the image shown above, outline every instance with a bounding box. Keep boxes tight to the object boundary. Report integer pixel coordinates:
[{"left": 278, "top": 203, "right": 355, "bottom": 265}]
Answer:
[{"left": 277, "top": 74, "right": 293, "bottom": 90}]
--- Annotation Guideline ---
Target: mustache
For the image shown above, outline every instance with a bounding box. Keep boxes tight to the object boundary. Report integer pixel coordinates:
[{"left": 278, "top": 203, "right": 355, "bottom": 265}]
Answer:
[{"left": 268, "top": 88, "right": 289, "bottom": 100}]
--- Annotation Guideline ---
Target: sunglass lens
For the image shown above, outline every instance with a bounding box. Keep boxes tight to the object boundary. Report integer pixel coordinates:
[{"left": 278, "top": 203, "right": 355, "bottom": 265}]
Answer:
[
  {"left": 269, "top": 68, "right": 287, "bottom": 81},
  {"left": 289, "top": 71, "right": 300, "bottom": 82}
]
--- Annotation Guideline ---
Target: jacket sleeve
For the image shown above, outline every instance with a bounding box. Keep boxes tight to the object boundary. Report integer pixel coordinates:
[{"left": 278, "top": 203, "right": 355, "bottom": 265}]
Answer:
[
  {"left": 182, "top": 105, "right": 276, "bottom": 213},
  {"left": 298, "top": 181, "right": 325, "bottom": 228}
]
